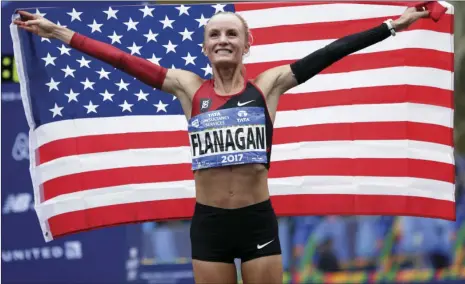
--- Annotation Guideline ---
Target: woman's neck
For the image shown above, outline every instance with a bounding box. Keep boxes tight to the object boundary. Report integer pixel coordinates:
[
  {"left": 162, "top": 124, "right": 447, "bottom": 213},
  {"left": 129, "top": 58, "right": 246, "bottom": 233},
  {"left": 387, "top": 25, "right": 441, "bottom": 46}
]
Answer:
[{"left": 213, "top": 65, "right": 244, "bottom": 95}]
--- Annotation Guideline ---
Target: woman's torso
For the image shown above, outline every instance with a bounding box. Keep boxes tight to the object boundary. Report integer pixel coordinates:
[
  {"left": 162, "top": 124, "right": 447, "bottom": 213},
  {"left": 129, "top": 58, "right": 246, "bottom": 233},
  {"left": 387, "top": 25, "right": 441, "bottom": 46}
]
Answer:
[{"left": 186, "top": 78, "right": 274, "bottom": 209}]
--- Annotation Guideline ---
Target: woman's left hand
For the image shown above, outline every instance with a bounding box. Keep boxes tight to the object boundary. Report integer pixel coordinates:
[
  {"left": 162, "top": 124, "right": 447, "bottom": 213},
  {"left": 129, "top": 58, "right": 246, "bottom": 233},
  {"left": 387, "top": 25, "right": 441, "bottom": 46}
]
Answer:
[{"left": 391, "top": 6, "right": 430, "bottom": 32}]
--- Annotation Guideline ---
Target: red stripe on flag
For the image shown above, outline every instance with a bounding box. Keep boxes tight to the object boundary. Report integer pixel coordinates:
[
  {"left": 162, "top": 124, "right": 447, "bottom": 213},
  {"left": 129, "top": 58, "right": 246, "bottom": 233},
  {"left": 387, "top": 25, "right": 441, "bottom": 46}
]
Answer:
[
  {"left": 278, "top": 86, "right": 454, "bottom": 110},
  {"left": 271, "top": 194, "right": 456, "bottom": 220},
  {"left": 48, "top": 198, "right": 197, "bottom": 239},
  {"left": 41, "top": 158, "right": 453, "bottom": 201},
  {"left": 235, "top": 1, "right": 327, "bottom": 11},
  {"left": 249, "top": 16, "right": 452, "bottom": 45},
  {"left": 42, "top": 164, "right": 193, "bottom": 201},
  {"left": 235, "top": 1, "right": 421, "bottom": 12},
  {"left": 37, "top": 131, "right": 190, "bottom": 164},
  {"left": 47, "top": 194, "right": 455, "bottom": 239},
  {"left": 268, "top": 159, "right": 454, "bottom": 182},
  {"left": 273, "top": 122, "right": 453, "bottom": 146},
  {"left": 245, "top": 49, "right": 453, "bottom": 78}
]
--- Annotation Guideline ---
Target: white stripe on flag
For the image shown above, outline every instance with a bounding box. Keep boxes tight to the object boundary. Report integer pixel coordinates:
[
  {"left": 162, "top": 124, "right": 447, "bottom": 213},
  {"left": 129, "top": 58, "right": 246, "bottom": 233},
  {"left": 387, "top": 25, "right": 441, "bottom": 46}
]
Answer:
[
  {"left": 239, "top": 4, "right": 408, "bottom": 28},
  {"left": 34, "top": 139, "right": 452, "bottom": 184},
  {"left": 245, "top": 30, "right": 453, "bottom": 64},
  {"left": 33, "top": 115, "right": 188, "bottom": 148},
  {"left": 35, "top": 176, "right": 455, "bottom": 221},
  {"left": 287, "top": 67, "right": 453, "bottom": 93},
  {"left": 274, "top": 103, "right": 453, "bottom": 128}
]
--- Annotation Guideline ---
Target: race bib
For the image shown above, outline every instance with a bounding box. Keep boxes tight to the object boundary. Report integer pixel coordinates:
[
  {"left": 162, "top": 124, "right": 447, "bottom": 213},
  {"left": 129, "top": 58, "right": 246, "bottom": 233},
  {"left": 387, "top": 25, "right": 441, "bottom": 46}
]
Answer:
[{"left": 188, "top": 107, "right": 268, "bottom": 170}]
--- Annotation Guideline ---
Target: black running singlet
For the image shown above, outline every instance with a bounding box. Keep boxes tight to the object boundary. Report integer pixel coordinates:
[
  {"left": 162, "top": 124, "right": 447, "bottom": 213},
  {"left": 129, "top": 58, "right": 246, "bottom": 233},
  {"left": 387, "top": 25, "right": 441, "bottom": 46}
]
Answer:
[{"left": 188, "top": 79, "right": 273, "bottom": 171}]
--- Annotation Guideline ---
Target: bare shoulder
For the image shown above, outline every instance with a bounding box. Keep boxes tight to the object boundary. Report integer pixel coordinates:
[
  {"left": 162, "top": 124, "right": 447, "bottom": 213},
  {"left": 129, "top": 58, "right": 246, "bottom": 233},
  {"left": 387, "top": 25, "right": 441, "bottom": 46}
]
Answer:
[
  {"left": 253, "top": 64, "right": 297, "bottom": 99},
  {"left": 162, "top": 68, "right": 204, "bottom": 100}
]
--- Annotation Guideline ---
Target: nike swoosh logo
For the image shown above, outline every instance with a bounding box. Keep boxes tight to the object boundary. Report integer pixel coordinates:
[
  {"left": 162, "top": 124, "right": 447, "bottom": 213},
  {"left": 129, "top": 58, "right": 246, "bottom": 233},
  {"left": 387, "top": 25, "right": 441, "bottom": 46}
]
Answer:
[
  {"left": 237, "top": 100, "right": 254, "bottom": 107},
  {"left": 257, "top": 239, "right": 274, "bottom": 249}
]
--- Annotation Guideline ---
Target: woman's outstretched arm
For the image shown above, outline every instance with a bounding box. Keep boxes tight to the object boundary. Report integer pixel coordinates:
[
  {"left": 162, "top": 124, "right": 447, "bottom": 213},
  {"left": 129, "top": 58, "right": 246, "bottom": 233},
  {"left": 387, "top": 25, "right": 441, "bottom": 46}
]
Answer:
[
  {"left": 255, "top": 6, "right": 431, "bottom": 99},
  {"left": 13, "top": 10, "right": 202, "bottom": 101}
]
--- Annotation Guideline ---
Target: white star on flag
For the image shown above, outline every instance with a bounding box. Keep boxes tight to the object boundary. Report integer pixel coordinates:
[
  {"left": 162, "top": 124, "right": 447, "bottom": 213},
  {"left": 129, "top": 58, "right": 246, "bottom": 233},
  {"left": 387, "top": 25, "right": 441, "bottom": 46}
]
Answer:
[
  {"left": 35, "top": 9, "right": 47, "bottom": 17},
  {"left": 41, "top": 53, "right": 57, "bottom": 66},
  {"left": 88, "top": 19, "right": 103, "bottom": 33},
  {"left": 57, "top": 44, "right": 71, "bottom": 55},
  {"left": 179, "top": 28, "right": 194, "bottom": 41},
  {"left": 80, "top": 78, "right": 95, "bottom": 90},
  {"left": 212, "top": 4, "right": 227, "bottom": 13},
  {"left": 45, "top": 77, "right": 60, "bottom": 92},
  {"left": 160, "top": 16, "right": 175, "bottom": 29},
  {"left": 67, "top": 8, "right": 82, "bottom": 22},
  {"left": 154, "top": 100, "right": 169, "bottom": 113},
  {"left": 103, "top": 7, "right": 118, "bottom": 20},
  {"left": 147, "top": 54, "right": 162, "bottom": 65},
  {"left": 96, "top": 68, "right": 111, "bottom": 79},
  {"left": 61, "top": 65, "right": 76, "bottom": 78},
  {"left": 202, "top": 64, "right": 213, "bottom": 76},
  {"left": 195, "top": 14, "right": 209, "bottom": 27},
  {"left": 56, "top": 21, "right": 67, "bottom": 28},
  {"left": 144, "top": 29, "right": 158, "bottom": 42},
  {"left": 49, "top": 103, "right": 63, "bottom": 118},
  {"left": 176, "top": 5, "right": 191, "bottom": 16},
  {"left": 84, "top": 101, "right": 99, "bottom": 114},
  {"left": 100, "top": 90, "right": 115, "bottom": 101},
  {"left": 140, "top": 6, "right": 155, "bottom": 18},
  {"left": 115, "top": 79, "right": 130, "bottom": 91},
  {"left": 108, "top": 31, "right": 123, "bottom": 44},
  {"left": 119, "top": 100, "right": 134, "bottom": 112},
  {"left": 124, "top": 18, "right": 139, "bottom": 31},
  {"left": 182, "top": 53, "right": 197, "bottom": 66},
  {"left": 127, "top": 42, "right": 143, "bottom": 55},
  {"left": 64, "top": 89, "right": 80, "bottom": 102},
  {"left": 163, "top": 41, "right": 177, "bottom": 54},
  {"left": 76, "top": 56, "right": 91, "bottom": 68},
  {"left": 134, "top": 90, "right": 149, "bottom": 101}
]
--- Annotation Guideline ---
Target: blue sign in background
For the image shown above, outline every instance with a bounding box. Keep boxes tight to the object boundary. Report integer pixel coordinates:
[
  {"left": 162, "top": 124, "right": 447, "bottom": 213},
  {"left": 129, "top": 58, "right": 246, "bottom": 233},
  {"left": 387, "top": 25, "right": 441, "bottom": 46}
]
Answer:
[{"left": 0, "top": 82, "right": 133, "bottom": 283}]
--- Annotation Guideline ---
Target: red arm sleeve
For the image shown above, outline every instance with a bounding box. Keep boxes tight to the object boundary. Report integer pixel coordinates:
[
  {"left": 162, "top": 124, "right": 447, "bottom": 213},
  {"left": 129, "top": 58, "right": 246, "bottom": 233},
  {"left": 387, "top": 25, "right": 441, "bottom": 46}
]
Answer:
[{"left": 69, "top": 33, "right": 168, "bottom": 89}]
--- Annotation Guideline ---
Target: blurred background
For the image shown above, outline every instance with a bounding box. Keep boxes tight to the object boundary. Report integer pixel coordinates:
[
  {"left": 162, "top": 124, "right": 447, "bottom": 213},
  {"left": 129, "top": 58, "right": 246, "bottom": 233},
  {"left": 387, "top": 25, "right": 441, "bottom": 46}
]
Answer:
[{"left": 2, "top": 1, "right": 464, "bottom": 283}]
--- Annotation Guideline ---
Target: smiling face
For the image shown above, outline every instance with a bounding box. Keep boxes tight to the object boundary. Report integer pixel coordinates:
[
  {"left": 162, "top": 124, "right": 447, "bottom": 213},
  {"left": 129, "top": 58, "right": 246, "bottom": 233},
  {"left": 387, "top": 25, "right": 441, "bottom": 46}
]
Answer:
[{"left": 203, "top": 13, "right": 250, "bottom": 68}]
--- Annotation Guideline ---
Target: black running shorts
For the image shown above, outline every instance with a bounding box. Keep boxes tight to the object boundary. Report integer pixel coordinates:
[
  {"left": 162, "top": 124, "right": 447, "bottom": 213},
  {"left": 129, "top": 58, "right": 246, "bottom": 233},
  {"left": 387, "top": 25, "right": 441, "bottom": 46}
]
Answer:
[{"left": 190, "top": 199, "right": 281, "bottom": 263}]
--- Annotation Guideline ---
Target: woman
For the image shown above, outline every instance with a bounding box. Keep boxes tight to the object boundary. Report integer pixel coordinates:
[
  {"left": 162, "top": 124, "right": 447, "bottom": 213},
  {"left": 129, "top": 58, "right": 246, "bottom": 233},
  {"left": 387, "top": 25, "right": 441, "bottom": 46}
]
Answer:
[{"left": 14, "top": 6, "right": 429, "bottom": 283}]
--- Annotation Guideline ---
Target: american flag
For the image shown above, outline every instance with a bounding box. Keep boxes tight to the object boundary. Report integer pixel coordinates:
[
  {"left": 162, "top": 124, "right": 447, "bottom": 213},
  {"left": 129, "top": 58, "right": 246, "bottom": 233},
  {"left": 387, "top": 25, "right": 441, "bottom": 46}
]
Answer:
[{"left": 11, "top": 1, "right": 454, "bottom": 242}]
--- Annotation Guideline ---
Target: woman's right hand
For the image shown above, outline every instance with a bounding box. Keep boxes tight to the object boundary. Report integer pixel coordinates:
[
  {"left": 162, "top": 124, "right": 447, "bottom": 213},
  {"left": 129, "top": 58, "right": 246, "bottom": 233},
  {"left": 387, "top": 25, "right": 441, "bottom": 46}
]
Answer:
[{"left": 13, "top": 10, "right": 58, "bottom": 39}]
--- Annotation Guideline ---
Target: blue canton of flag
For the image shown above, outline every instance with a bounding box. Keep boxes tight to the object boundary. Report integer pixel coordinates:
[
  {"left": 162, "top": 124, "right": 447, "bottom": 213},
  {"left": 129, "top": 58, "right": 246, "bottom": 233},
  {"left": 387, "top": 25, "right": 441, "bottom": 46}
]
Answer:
[{"left": 19, "top": 3, "right": 233, "bottom": 126}]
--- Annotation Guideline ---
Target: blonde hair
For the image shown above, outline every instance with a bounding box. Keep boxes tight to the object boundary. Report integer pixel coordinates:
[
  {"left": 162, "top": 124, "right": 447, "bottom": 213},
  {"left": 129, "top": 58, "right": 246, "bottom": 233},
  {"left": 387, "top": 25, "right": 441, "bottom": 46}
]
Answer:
[{"left": 203, "top": 12, "right": 253, "bottom": 47}]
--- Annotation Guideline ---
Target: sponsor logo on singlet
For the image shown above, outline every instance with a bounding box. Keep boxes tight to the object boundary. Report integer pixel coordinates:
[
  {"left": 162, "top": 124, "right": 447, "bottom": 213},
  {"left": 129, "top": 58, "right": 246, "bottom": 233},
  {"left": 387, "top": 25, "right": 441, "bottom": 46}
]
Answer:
[
  {"left": 200, "top": 98, "right": 212, "bottom": 113},
  {"left": 188, "top": 107, "right": 268, "bottom": 170}
]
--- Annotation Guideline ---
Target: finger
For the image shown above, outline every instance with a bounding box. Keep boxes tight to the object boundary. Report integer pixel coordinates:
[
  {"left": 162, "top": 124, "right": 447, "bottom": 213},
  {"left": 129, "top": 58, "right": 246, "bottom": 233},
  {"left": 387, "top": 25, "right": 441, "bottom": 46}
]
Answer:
[
  {"left": 25, "top": 19, "right": 42, "bottom": 26},
  {"left": 419, "top": 10, "right": 431, "bottom": 18},
  {"left": 17, "top": 10, "right": 36, "bottom": 20},
  {"left": 13, "top": 19, "right": 26, "bottom": 26},
  {"left": 414, "top": 10, "right": 431, "bottom": 19}
]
